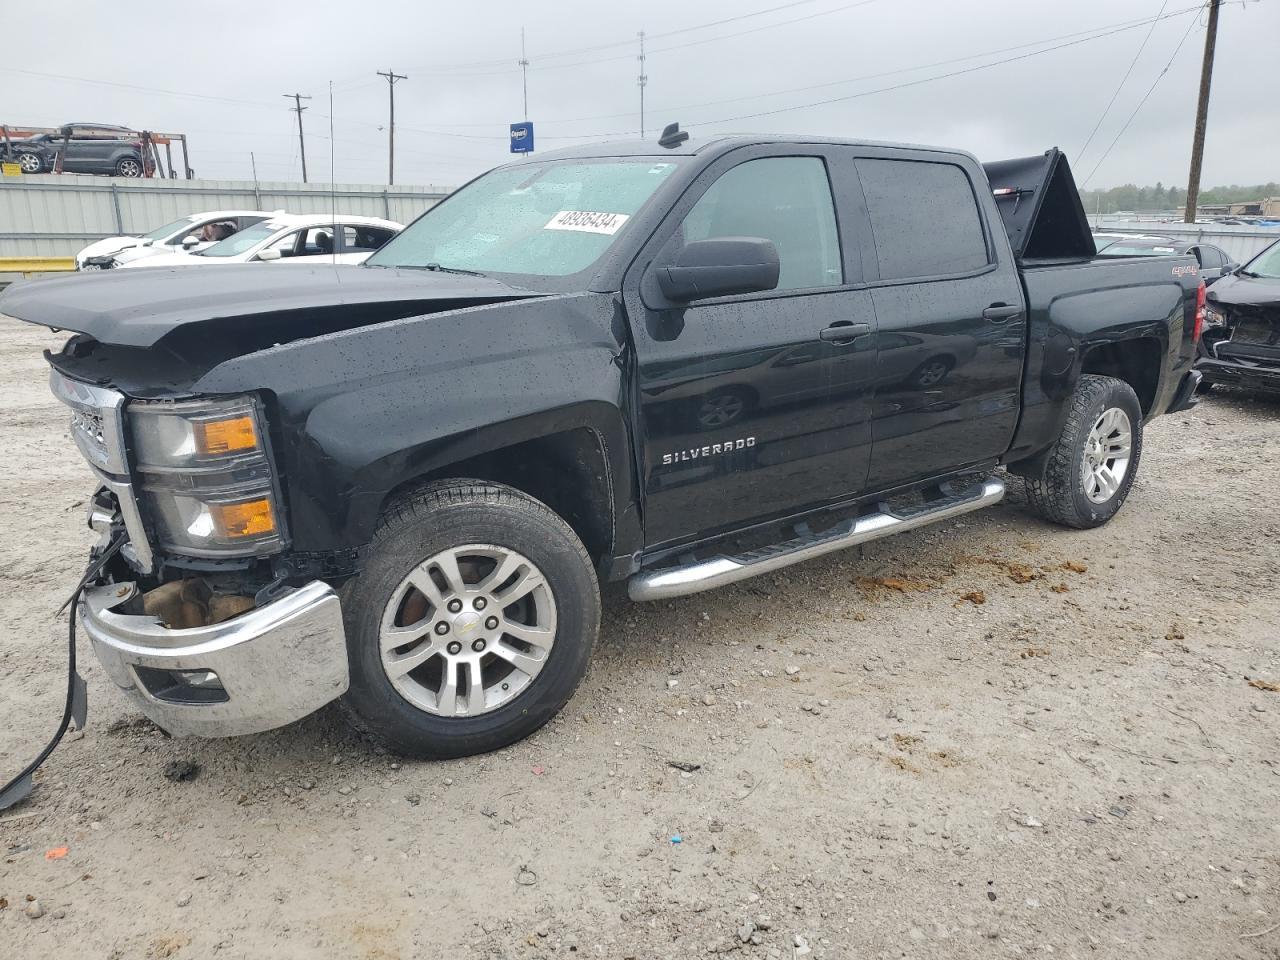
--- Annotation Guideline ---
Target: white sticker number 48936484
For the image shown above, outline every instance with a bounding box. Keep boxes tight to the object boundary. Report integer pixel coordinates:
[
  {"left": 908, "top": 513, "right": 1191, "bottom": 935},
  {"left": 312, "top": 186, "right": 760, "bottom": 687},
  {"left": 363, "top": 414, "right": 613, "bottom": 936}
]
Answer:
[{"left": 544, "top": 210, "right": 630, "bottom": 235}]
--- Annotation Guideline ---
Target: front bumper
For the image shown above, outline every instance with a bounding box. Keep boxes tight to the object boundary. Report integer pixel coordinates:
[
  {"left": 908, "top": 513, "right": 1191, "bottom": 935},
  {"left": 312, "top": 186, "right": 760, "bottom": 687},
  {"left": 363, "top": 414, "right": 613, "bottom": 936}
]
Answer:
[
  {"left": 1196, "top": 356, "right": 1280, "bottom": 393},
  {"left": 80, "top": 579, "right": 349, "bottom": 737}
]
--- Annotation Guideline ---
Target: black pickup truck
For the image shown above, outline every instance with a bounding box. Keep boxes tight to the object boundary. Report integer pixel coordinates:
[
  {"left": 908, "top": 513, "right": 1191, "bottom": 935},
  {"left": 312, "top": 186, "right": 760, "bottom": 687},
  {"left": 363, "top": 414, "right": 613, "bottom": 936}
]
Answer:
[{"left": 0, "top": 130, "right": 1205, "bottom": 760}]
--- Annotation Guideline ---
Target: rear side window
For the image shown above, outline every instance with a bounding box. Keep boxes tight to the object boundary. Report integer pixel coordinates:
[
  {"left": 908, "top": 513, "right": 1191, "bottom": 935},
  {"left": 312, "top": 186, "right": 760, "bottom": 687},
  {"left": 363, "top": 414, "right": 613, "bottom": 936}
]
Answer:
[
  {"left": 678, "top": 156, "right": 842, "bottom": 291},
  {"left": 856, "top": 158, "right": 989, "bottom": 280},
  {"left": 1198, "top": 245, "right": 1224, "bottom": 269}
]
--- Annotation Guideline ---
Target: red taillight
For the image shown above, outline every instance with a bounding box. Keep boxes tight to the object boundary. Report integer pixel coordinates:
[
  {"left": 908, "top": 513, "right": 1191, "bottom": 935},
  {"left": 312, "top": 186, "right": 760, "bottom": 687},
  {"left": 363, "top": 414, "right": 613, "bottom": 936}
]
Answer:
[{"left": 1193, "top": 281, "right": 1206, "bottom": 343}]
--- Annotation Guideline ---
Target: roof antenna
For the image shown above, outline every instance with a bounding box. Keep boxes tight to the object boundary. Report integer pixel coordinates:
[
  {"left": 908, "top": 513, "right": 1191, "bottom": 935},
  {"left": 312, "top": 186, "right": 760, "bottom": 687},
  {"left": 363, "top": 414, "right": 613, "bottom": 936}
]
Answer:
[{"left": 658, "top": 122, "right": 688, "bottom": 149}]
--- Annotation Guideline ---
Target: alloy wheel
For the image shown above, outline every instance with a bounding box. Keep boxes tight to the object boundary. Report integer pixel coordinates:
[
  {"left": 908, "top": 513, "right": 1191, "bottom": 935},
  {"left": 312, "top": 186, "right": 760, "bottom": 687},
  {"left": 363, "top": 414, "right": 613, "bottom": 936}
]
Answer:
[
  {"left": 378, "top": 544, "right": 557, "bottom": 717},
  {"left": 1081, "top": 406, "right": 1132, "bottom": 503}
]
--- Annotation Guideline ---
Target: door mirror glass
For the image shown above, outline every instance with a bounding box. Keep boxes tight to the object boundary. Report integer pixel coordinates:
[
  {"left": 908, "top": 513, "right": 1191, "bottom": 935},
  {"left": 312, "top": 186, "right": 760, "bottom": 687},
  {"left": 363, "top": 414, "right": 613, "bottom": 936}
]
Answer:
[
  {"left": 256, "top": 247, "right": 282, "bottom": 261},
  {"left": 657, "top": 237, "right": 780, "bottom": 303}
]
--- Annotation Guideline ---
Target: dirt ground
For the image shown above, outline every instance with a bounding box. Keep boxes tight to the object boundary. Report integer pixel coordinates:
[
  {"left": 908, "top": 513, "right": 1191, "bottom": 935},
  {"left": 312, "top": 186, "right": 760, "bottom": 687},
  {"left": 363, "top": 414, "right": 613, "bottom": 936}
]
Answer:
[{"left": 1, "top": 319, "right": 1277, "bottom": 960}]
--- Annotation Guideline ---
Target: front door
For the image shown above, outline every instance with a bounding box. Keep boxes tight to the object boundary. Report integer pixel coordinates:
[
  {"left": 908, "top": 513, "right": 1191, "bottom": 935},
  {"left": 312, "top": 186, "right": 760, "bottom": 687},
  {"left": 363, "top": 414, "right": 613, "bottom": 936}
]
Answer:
[
  {"left": 851, "top": 153, "right": 1027, "bottom": 489},
  {"left": 625, "top": 149, "right": 879, "bottom": 549}
]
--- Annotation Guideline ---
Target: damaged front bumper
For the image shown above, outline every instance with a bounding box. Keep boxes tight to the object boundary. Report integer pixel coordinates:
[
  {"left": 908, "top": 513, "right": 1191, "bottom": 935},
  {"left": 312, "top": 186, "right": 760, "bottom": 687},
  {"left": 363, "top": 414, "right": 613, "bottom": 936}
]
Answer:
[{"left": 80, "top": 579, "right": 349, "bottom": 737}]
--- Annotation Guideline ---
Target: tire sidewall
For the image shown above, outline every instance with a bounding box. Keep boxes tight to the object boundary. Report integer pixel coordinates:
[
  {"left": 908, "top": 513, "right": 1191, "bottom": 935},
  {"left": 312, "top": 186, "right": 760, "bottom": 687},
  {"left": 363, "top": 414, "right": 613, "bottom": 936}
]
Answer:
[
  {"left": 340, "top": 491, "right": 598, "bottom": 758},
  {"left": 1066, "top": 380, "right": 1143, "bottom": 525}
]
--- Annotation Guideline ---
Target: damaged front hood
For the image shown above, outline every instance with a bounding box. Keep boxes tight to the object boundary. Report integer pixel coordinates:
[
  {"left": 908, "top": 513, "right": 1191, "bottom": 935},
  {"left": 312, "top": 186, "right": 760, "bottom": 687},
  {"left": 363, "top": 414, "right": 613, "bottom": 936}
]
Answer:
[
  {"left": 1207, "top": 272, "right": 1280, "bottom": 311},
  {"left": 0, "top": 263, "right": 544, "bottom": 348}
]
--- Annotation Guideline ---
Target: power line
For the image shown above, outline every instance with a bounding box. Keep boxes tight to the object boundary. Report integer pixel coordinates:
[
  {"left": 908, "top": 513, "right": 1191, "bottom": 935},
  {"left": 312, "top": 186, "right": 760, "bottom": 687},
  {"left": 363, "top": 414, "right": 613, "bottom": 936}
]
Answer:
[
  {"left": 417, "top": 4, "right": 1205, "bottom": 131},
  {"left": 1076, "top": 0, "right": 1170, "bottom": 165},
  {"left": 283, "top": 92, "right": 311, "bottom": 183},
  {"left": 1081, "top": 12, "right": 1202, "bottom": 187}
]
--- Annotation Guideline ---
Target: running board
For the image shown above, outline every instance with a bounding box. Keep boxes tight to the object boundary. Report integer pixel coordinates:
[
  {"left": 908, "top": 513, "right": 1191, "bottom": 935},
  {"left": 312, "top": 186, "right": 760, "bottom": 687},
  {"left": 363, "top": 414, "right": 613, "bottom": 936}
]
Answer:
[{"left": 628, "top": 477, "right": 1005, "bottom": 601}]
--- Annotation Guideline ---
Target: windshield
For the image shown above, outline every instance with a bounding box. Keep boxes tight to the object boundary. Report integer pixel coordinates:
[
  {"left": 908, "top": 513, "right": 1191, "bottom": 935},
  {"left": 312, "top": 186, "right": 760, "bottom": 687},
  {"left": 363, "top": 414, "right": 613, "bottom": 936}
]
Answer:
[
  {"left": 143, "top": 217, "right": 198, "bottom": 242},
  {"left": 1241, "top": 239, "right": 1280, "bottom": 278},
  {"left": 367, "top": 158, "right": 682, "bottom": 283},
  {"left": 196, "top": 221, "right": 281, "bottom": 257},
  {"left": 1100, "top": 242, "right": 1180, "bottom": 257}
]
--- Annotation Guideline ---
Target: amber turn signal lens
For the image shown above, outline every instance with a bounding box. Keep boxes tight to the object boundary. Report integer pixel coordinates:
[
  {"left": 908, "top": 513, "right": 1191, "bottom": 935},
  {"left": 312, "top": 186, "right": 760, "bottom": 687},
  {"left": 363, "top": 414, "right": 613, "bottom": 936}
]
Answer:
[
  {"left": 210, "top": 498, "right": 276, "bottom": 539},
  {"left": 195, "top": 415, "right": 258, "bottom": 455}
]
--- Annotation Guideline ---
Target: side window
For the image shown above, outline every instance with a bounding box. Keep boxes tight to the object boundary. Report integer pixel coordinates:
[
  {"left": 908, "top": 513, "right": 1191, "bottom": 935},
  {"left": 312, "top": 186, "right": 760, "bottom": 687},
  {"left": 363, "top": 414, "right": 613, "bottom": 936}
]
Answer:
[
  {"left": 1200, "top": 245, "right": 1224, "bottom": 269},
  {"left": 676, "top": 156, "right": 842, "bottom": 291},
  {"left": 296, "top": 226, "right": 336, "bottom": 257},
  {"left": 342, "top": 225, "right": 395, "bottom": 252},
  {"left": 263, "top": 230, "right": 304, "bottom": 257},
  {"left": 856, "top": 158, "right": 989, "bottom": 280}
]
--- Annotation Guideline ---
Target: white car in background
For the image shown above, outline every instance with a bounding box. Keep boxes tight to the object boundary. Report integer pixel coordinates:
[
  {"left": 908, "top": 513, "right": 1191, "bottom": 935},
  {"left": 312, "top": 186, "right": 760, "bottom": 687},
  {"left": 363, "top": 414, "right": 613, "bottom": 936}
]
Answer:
[
  {"left": 116, "top": 214, "right": 403, "bottom": 269},
  {"left": 76, "top": 211, "right": 276, "bottom": 270}
]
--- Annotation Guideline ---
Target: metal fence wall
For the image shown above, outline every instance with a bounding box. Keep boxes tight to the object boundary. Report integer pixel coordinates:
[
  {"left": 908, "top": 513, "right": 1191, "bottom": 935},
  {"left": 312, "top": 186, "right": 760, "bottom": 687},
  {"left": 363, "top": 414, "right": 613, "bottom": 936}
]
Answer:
[
  {"left": 1095, "top": 219, "right": 1280, "bottom": 263},
  {"left": 0, "top": 174, "right": 451, "bottom": 257}
]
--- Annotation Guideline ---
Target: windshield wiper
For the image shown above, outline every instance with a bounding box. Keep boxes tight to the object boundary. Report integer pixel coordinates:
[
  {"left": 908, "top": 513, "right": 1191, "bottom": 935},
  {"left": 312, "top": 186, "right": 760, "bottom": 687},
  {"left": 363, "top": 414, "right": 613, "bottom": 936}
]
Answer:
[
  {"left": 1236, "top": 269, "right": 1259, "bottom": 278},
  {"left": 422, "top": 262, "right": 487, "bottom": 277}
]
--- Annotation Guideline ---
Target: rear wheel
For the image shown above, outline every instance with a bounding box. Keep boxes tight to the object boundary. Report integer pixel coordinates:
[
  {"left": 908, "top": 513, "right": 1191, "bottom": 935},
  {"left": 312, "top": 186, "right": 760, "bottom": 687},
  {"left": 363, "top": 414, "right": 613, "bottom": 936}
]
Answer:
[
  {"left": 340, "top": 480, "right": 599, "bottom": 759},
  {"left": 1023, "top": 374, "right": 1143, "bottom": 529},
  {"left": 115, "top": 157, "right": 143, "bottom": 178},
  {"left": 16, "top": 152, "right": 43, "bottom": 174}
]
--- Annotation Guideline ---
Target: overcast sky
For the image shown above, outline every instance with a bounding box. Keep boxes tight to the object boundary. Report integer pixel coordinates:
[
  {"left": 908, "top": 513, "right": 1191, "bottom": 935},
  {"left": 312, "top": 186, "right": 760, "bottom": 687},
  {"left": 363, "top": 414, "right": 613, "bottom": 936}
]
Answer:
[{"left": 6, "top": 0, "right": 1275, "bottom": 190}]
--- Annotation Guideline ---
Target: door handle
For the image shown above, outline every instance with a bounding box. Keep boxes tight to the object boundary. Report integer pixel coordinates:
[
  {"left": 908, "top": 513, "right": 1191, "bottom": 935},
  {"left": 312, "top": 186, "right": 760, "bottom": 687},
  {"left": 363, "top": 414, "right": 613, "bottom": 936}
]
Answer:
[
  {"left": 983, "top": 304, "right": 1023, "bottom": 322},
  {"left": 819, "top": 322, "right": 871, "bottom": 343}
]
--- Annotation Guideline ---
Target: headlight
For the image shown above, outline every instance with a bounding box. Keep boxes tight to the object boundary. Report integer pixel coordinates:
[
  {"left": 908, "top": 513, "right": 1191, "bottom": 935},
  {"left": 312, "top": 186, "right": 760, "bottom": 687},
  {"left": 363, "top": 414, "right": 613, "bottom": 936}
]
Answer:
[
  {"left": 1203, "top": 303, "right": 1227, "bottom": 328},
  {"left": 128, "top": 396, "right": 286, "bottom": 558}
]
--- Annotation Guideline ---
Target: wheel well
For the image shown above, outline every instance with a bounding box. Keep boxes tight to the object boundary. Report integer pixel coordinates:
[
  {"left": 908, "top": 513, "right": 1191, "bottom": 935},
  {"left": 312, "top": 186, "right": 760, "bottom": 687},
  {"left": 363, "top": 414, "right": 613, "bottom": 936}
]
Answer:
[
  {"left": 381, "top": 428, "right": 614, "bottom": 566},
  {"left": 1079, "top": 339, "right": 1161, "bottom": 416}
]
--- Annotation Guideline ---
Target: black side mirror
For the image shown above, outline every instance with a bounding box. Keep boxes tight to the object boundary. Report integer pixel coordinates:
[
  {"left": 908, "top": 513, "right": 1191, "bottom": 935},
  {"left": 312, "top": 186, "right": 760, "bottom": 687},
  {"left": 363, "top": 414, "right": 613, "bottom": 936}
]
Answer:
[{"left": 657, "top": 237, "right": 780, "bottom": 303}]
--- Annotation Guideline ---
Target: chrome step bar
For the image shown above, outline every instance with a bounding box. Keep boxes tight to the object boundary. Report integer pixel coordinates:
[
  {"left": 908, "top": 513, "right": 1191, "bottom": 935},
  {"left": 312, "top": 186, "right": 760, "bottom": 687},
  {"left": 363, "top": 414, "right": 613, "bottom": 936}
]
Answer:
[{"left": 628, "top": 477, "right": 1005, "bottom": 601}]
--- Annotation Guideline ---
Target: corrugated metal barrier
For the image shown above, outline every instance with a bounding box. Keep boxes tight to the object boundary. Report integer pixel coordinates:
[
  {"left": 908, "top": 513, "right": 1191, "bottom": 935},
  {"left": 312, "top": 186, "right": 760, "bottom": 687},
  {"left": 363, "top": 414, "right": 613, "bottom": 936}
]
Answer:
[{"left": 0, "top": 173, "right": 450, "bottom": 258}]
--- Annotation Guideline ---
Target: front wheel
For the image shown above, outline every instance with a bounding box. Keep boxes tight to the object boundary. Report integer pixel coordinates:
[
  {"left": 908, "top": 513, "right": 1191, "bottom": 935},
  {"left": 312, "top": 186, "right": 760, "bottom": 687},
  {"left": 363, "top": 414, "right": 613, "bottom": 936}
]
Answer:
[
  {"left": 16, "top": 152, "right": 44, "bottom": 173},
  {"left": 340, "top": 480, "right": 599, "bottom": 759},
  {"left": 1023, "top": 374, "right": 1143, "bottom": 529}
]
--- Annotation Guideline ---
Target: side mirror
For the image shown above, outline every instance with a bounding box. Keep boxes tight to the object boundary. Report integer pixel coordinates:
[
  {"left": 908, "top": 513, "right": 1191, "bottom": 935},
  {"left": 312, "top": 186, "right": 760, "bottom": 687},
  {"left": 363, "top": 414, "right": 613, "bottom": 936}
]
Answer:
[
  {"left": 181, "top": 235, "right": 199, "bottom": 249},
  {"left": 657, "top": 237, "right": 780, "bottom": 303},
  {"left": 256, "top": 248, "right": 282, "bottom": 262}
]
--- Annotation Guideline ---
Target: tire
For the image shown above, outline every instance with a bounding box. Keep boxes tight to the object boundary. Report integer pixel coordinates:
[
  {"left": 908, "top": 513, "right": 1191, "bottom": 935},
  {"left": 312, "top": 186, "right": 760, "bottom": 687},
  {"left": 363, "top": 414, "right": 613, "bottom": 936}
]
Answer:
[
  {"left": 1023, "top": 374, "right": 1143, "bottom": 529},
  {"left": 115, "top": 156, "right": 143, "bottom": 178},
  {"left": 16, "top": 152, "right": 44, "bottom": 174},
  {"left": 339, "top": 480, "right": 599, "bottom": 759}
]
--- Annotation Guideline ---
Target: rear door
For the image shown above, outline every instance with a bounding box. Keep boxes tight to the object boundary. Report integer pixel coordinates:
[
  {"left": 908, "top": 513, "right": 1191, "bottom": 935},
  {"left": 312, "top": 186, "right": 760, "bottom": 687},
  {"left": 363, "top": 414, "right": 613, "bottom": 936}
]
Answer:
[
  {"left": 625, "top": 146, "right": 879, "bottom": 548},
  {"left": 851, "top": 150, "right": 1026, "bottom": 489}
]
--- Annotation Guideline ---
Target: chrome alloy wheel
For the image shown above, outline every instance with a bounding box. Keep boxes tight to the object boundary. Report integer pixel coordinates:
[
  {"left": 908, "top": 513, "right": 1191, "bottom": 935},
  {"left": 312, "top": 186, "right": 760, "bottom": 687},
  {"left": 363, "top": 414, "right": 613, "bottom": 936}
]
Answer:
[
  {"left": 379, "top": 544, "right": 557, "bottom": 717},
  {"left": 18, "top": 153, "right": 43, "bottom": 173},
  {"left": 1081, "top": 406, "right": 1132, "bottom": 504}
]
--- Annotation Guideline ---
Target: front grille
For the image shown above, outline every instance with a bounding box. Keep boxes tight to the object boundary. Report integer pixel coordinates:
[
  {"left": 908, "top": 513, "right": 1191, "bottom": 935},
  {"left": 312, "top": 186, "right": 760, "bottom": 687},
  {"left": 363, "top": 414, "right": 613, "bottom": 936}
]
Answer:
[{"left": 49, "top": 369, "right": 154, "bottom": 572}]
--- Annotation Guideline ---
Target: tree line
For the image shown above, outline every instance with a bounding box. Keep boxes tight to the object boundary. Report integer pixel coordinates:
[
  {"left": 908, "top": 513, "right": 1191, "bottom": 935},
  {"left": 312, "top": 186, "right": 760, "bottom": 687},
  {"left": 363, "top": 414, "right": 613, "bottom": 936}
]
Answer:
[{"left": 1079, "top": 182, "right": 1280, "bottom": 214}]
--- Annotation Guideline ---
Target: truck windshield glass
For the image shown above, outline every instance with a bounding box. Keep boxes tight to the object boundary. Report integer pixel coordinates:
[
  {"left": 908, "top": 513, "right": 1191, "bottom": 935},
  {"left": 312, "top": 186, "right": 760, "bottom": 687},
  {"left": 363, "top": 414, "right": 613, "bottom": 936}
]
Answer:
[
  {"left": 196, "top": 221, "right": 281, "bottom": 257},
  {"left": 367, "top": 159, "right": 681, "bottom": 280},
  {"left": 1241, "top": 241, "right": 1280, "bottom": 278}
]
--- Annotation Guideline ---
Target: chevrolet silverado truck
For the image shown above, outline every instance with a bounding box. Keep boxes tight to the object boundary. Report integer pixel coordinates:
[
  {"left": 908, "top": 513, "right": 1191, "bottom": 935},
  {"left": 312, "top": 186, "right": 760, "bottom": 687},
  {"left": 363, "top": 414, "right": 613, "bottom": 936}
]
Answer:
[{"left": 0, "top": 130, "right": 1206, "bottom": 760}]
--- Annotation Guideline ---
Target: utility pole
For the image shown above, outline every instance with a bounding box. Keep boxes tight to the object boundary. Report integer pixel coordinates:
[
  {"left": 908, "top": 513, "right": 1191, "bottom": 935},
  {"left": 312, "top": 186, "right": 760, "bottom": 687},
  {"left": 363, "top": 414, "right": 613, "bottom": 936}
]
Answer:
[
  {"left": 637, "top": 31, "right": 648, "bottom": 139},
  {"left": 519, "top": 28, "right": 530, "bottom": 121},
  {"left": 1184, "top": 0, "right": 1221, "bottom": 224},
  {"left": 283, "top": 92, "right": 311, "bottom": 183},
  {"left": 377, "top": 70, "right": 408, "bottom": 185}
]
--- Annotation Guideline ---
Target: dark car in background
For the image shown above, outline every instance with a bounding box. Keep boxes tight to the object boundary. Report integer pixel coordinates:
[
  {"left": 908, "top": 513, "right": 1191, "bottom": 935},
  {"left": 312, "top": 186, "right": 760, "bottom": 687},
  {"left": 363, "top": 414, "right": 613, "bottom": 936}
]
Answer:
[
  {"left": 1197, "top": 238, "right": 1280, "bottom": 394},
  {"left": 1096, "top": 236, "right": 1238, "bottom": 284},
  {"left": 3, "top": 123, "right": 149, "bottom": 177}
]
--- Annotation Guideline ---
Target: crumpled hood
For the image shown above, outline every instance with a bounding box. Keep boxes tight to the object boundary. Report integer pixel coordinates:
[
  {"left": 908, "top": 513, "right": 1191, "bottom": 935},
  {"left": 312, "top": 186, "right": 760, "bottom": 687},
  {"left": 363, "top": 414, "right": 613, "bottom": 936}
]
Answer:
[
  {"left": 76, "top": 235, "right": 143, "bottom": 263},
  {"left": 1206, "top": 272, "right": 1280, "bottom": 310},
  {"left": 0, "top": 263, "right": 547, "bottom": 349}
]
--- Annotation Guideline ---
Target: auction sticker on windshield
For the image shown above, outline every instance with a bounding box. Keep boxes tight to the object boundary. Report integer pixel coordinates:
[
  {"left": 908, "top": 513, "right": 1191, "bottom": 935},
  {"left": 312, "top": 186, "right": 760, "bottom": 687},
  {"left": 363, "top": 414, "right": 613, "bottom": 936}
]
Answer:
[{"left": 544, "top": 211, "right": 630, "bottom": 235}]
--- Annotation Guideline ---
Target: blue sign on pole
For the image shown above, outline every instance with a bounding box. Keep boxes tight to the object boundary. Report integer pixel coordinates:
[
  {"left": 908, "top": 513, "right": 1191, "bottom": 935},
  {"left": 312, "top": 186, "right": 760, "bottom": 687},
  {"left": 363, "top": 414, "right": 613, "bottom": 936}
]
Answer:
[{"left": 510, "top": 121, "right": 534, "bottom": 154}]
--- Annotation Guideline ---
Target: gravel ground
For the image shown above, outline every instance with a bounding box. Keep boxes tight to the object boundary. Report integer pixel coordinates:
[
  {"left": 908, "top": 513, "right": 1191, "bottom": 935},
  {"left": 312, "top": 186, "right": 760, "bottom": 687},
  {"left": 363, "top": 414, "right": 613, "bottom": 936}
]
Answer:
[{"left": 1, "top": 320, "right": 1277, "bottom": 960}]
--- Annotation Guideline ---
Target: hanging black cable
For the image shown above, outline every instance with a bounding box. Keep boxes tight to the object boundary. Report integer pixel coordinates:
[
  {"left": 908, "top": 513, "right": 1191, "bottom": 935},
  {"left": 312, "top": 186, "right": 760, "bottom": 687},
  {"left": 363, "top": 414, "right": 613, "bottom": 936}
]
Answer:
[{"left": 0, "top": 534, "right": 125, "bottom": 811}]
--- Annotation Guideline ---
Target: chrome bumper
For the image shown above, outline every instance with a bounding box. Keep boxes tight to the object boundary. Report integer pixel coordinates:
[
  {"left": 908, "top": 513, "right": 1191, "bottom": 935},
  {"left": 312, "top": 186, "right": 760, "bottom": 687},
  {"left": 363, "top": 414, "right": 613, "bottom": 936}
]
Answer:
[{"left": 80, "top": 579, "right": 349, "bottom": 737}]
